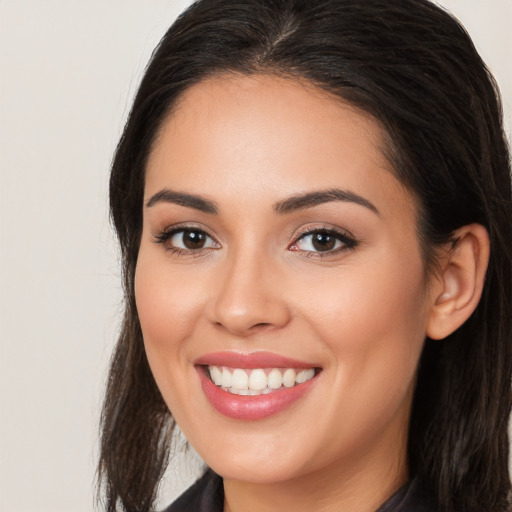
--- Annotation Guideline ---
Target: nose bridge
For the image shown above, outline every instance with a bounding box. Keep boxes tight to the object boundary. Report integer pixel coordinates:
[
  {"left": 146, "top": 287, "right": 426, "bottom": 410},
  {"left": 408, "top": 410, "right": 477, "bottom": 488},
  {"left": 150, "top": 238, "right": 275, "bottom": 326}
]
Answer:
[{"left": 210, "top": 240, "right": 290, "bottom": 335}]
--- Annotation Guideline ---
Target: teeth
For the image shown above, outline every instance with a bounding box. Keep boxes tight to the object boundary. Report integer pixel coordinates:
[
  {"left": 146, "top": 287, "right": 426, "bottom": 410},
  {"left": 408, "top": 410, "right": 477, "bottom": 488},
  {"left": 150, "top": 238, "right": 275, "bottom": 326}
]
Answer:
[
  {"left": 232, "top": 369, "right": 248, "bottom": 390},
  {"left": 248, "top": 369, "right": 267, "bottom": 391},
  {"left": 210, "top": 366, "right": 223, "bottom": 386},
  {"left": 282, "top": 368, "right": 296, "bottom": 387},
  {"left": 296, "top": 369, "right": 315, "bottom": 384},
  {"left": 267, "top": 368, "right": 283, "bottom": 389},
  {"left": 207, "top": 365, "right": 316, "bottom": 395},
  {"left": 221, "top": 368, "right": 232, "bottom": 388}
]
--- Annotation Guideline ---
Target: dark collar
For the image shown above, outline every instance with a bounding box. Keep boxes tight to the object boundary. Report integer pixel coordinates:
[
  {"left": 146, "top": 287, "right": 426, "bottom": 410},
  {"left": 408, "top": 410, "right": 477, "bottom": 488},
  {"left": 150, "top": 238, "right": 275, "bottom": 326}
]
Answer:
[
  {"left": 164, "top": 470, "right": 223, "bottom": 512},
  {"left": 164, "top": 469, "right": 438, "bottom": 512}
]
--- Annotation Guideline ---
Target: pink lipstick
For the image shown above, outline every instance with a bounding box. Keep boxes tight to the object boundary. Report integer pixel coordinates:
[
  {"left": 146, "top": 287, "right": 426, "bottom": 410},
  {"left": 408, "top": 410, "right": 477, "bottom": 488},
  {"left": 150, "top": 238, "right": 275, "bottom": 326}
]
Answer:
[{"left": 195, "top": 351, "right": 321, "bottom": 420}]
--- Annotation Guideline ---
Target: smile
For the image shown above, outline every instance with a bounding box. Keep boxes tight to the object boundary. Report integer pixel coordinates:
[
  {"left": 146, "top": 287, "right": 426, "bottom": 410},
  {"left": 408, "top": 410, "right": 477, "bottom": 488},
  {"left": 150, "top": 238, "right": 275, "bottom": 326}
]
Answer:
[
  {"left": 195, "top": 352, "right": 322, "bottom": 420},
  {"left": 208, "top": 366, "right": 316, "bottom": 396}
]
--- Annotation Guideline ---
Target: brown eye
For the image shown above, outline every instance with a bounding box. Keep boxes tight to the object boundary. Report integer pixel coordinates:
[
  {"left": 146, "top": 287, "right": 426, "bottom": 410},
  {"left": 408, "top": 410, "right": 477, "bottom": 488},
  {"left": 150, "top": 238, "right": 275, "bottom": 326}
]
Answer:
[
  {"left": 160, "top": 228, "right": 219, "bottom": 251},
  {"left": 181, "top": 229, "right": 207, "bottom": 249},
  {"left": 293, "top": 229, "right": 356, "bottom": 254},
  {"left": 311, "top": 232, "right": 336, "bottom": 251}
]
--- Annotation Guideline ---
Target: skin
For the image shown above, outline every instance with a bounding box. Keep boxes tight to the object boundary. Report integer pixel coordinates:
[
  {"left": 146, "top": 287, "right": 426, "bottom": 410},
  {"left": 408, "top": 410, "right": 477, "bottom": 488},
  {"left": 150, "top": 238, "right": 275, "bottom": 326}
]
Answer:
[{"left": 135, "top": 74, "right": 449, "bottom": 512}]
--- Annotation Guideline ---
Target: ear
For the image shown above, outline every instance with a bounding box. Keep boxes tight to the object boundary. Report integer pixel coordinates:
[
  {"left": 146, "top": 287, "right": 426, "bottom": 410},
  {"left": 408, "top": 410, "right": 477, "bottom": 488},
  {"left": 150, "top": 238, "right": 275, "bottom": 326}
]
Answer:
[{"left": 426, "top": 224, "right": 490, "bottom": 340}]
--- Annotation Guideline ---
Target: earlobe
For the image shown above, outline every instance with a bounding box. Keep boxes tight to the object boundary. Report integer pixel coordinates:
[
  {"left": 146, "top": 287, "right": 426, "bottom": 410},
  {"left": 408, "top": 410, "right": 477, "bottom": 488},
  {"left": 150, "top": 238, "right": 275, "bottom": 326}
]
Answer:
[{"left": 426, "top": 224, "right": 490, "bottom": 340}]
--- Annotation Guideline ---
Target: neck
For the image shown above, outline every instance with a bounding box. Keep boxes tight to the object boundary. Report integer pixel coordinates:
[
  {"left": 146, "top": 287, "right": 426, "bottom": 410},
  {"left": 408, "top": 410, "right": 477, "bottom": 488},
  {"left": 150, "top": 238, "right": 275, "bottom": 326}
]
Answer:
[{"left": 222, "top": 433, "right": 408, "bottom": 512}]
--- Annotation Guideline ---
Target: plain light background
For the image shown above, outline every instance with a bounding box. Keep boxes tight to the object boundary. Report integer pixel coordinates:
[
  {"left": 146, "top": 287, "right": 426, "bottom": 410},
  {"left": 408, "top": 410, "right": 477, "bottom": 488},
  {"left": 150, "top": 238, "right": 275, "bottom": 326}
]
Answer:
[{"left": 1, "top": 1, "right": 510, "bottom": 511}]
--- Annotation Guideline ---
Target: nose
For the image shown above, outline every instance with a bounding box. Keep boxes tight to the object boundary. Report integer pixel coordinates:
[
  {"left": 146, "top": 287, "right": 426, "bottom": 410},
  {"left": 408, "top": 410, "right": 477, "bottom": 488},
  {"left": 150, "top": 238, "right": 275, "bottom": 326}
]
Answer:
[{"left": 208, "top": 248, "right": 291, "bottom": 337}]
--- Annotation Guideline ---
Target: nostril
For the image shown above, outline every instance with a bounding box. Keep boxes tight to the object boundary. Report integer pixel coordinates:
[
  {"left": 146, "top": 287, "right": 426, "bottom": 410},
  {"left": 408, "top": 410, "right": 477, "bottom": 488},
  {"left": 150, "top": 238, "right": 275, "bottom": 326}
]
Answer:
[
  {"left": 253, "top": 322, "right": 271, "bottom": 329},
  {"left": 214, "top": 321, "right": 272, "bottom": 332}
]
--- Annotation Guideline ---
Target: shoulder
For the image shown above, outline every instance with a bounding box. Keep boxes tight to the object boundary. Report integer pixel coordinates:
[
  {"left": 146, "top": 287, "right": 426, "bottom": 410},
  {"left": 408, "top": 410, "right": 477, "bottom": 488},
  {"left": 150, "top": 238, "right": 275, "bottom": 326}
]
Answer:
[{"left": 162, "top": 469, "right": 224, "bottom": 512}]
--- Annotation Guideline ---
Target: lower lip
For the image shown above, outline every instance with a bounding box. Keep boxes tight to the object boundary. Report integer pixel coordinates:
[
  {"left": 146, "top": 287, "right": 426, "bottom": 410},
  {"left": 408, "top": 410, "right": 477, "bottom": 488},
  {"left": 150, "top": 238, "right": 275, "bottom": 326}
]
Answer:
[{"left": 197, "top": 367, "right": 318, "bottom": 420}]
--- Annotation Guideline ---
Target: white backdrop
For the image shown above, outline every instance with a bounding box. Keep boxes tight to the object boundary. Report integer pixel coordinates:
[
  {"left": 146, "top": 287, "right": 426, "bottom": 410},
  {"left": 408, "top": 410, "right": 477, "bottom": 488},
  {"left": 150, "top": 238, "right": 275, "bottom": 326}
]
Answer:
[{"left": 1, "top": 1, "right": 510, "bottom": 511}]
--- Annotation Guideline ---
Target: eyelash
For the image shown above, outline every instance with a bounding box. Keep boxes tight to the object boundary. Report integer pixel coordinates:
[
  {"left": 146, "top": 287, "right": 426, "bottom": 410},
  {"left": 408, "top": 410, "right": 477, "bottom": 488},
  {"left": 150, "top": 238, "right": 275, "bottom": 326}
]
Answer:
[
  {"left": 153, "top": 225, "right": 218, "bottom": 257},
  {"left": 290, "top": 226, "right": 358, "bottom": 258},
  {"left": 153, "top": 224, "right": 358, "bottom": 258}
]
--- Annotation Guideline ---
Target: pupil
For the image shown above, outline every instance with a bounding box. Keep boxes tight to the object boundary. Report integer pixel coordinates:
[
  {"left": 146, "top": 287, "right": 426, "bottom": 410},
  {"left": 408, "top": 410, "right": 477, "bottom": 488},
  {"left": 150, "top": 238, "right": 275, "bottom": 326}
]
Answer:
[
  {"left": 312, "top": 232, "right": 335, "bottom": 251},
  {"left": 183, "top": 230, "right": 205, "bottom": 249}
]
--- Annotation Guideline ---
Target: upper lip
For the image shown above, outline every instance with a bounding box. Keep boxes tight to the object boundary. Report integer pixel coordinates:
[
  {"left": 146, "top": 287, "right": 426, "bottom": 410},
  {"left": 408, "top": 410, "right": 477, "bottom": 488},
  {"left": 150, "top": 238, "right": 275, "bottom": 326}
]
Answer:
[{"left": 194, "top": 351, "right": 320, "bottom": 369}]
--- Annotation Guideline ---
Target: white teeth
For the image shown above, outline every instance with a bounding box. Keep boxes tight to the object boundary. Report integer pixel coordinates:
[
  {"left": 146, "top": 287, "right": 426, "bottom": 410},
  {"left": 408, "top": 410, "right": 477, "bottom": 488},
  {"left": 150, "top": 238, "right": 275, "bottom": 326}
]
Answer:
[
  {"left": 283, "top": 368, "right": 296, "bottom": 387},
  {"left": 267, "top": 368, "right": 283, "bottom": 389},
  {"left": 221, "top": 368, "right": 232, "bottom": 388},
  {"left": 207, "top": 365, "right": 316, "bottom": 395},
  {"left": 209, "top": 366, "right": 223, "bottom": 386},
  {"left": 248, "top": 369, "right": 267, "bottom": 391},
  {"left": 232, "top": 369, "right": 249, "bottom": 390},
  {"left": 296, "top": 368, "right": 315, "bottom": 384}
]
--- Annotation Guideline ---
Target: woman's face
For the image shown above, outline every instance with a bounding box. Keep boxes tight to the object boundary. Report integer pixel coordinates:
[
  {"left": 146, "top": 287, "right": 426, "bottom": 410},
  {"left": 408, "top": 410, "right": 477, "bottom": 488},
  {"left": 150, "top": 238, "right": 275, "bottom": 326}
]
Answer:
[{"left": 135, "top": 75, "right": 435, "bottom": 486}]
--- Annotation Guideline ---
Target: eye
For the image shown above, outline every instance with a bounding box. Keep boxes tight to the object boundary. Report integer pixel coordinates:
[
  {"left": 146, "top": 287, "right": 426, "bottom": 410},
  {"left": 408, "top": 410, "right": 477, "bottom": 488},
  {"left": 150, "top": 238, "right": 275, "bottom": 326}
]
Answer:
[
  {"left": 154, "top": 227, "right": 219, "bottom": 252},
  {"left": 290, "top": 228, "right": 357, "bottom": 255}
]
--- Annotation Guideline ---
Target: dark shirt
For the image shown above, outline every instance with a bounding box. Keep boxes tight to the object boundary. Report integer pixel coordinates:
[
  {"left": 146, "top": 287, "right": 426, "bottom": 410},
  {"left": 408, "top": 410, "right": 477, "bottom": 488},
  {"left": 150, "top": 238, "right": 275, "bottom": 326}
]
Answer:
[{"left": 164, "top": 469, "right": 439, "bottom": 512}]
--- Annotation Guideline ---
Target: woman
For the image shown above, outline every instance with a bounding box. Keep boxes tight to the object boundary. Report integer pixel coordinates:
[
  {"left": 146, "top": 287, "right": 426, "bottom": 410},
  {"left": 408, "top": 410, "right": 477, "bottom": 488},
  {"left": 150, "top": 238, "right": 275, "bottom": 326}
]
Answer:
[{"left": 98, "top": 0, "right": 512, "bottom": 511}]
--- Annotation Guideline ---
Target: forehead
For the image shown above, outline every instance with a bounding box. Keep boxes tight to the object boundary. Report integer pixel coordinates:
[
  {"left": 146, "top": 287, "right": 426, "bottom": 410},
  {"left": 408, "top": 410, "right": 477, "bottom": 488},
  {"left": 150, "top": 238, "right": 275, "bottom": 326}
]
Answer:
[
  {"left": 145, "top": 74, "right": 413, "bottom": 220},
  {"left": 151, "top": 74, "right": 388, "bottom": 168}
]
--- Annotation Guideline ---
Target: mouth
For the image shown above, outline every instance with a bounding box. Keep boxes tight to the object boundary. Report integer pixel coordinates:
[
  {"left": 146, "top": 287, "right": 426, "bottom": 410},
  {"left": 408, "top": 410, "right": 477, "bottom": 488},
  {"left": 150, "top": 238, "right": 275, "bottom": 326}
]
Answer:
[
  {"left": 195, "top": 352, "right": 322, "bottom": 420},
  {"left": 205, "top": 366, "right": 318, "bottom": 396}
]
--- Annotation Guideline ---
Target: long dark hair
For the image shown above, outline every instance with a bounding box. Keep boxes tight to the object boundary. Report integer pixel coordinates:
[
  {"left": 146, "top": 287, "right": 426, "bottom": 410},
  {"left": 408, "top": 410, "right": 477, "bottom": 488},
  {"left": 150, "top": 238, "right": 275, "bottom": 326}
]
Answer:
[{"left": 98, "top": 1, "right": 512, "bottom": 510}]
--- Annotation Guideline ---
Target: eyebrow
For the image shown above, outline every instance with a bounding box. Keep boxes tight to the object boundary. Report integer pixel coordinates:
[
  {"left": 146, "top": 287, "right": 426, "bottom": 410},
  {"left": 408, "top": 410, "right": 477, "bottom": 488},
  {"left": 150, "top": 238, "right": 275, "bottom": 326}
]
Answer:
[
  {"left": 273, "top": 188, "right": 379, "bottom": 215},
  {"left": 145, "top": 187, "right": 379, "bottom": 216},
  {"left": 145, "top": 189, "right": 219, "bottom": 214}
]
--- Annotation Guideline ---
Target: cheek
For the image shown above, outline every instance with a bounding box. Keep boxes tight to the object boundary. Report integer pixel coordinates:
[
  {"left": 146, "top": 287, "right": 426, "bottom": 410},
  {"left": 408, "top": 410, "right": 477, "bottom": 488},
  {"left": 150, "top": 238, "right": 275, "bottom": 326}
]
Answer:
[
  {"left": 305, "top": 253, "right": 426, "bottom": 331},
  {"left": 134, "top": 252, "right": 205, "bottom": 352},
  {"left": 134, "top": 252, "right": 206, "bottom": 419},
  {"left": 343, "top": 261, "right": 428, "bottom": 345},
  {"left": 133, "top": 252, "right": 212, "bottom": 410},
  {"left": 299, "top": 248, "right": 429, "bottom": 403},
  {"left": 301, "top": 260, "right": 428, "bottom": 460}
]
